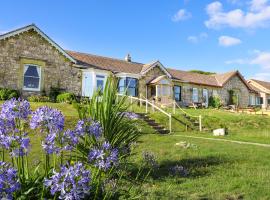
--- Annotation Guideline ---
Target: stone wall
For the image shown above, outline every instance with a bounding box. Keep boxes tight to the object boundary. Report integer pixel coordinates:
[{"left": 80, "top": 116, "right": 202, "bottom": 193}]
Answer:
[
  {"left": 0, "top": 29, "right": 81, "bottom": 96},
  {"left": 173, "top": 81, "right": 218, "bottom": 106},
  {"left": 218, "top": 76, "right": 249, "bottom": 107}
]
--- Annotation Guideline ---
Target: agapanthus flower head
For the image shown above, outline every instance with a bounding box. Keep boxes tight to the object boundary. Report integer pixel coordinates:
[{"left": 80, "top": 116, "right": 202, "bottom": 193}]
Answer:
[
  {"left": 0, "top": 161, "right": 20, "bottom": 200},
  {"left": 62, "top": 129, "right": 79, "bottom": 151},
  {"left": 44, "top": 162, "right": 91, "bottom": 200},
  {"left": 30, "top": 106, "right": 64, "bottom": 133},
  {"left": 75, "top": 119, "right": 102, "bottom": 138},
  {"left": 169, "top": 165, "right": 188, "bottom": 177},
  {"left": 42, "top": 132, "right": 60, "bottom": 154},
  {"left": 88, "top": 141, "right": 118, "bottom": 171},
  {"left": 9, "top": 135, "right": 30, "bottom": 157},
  {"left": 142, "top": 151, "right": 159, "bottom": 169},
  {"left": 0, "top": 98, "right": 31, "bottom": 125},
  {"left": 121, "top": 112, "right": 139, "bottom": 120}
]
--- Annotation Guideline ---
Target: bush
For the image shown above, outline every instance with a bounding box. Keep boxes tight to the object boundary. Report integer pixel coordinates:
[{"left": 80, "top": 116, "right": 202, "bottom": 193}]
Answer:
[
  {"left": 28, "top": 95, "right": 50, "bottom": 102},
  {"left": 49, "top": 87, "right": 63, "bottom": 102},
  {"left": 0, "top": 88, "right": 20, "bottom": 100},
  {"left": 209, "top": 96, "right": 222, "bottom": 108},
  {"left": 56, "top": 92, "right": 76, "bottom": 103}
]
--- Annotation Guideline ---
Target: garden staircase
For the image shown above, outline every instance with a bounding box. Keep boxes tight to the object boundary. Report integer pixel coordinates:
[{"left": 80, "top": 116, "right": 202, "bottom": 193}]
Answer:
[{"left": 136, "top": 113, "right": 170, "bottom": 134}]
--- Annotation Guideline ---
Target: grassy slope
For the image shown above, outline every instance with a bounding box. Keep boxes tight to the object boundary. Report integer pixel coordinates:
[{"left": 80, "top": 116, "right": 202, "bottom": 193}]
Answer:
[{"left": 8, "top": 102, "right": 270, "bottom": 199}]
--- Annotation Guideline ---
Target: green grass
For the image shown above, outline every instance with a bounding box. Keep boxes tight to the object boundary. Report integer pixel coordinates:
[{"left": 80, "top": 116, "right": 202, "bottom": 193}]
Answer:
[{"left": 6, "top": 102, "right": 270, "bottom": 199}]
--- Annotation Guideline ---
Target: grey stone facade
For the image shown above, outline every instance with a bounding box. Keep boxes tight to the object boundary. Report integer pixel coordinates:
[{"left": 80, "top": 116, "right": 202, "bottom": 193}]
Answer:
[{"left": 0, "top": 30, "right": 81, "bottom": 96}]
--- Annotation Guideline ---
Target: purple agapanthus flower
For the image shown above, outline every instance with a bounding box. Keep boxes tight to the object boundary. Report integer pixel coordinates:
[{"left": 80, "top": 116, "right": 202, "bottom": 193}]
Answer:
[
  {"left": 75, "top": 119, "right": 102, "bottom": 138},
  {"left": 62, "top": 130, "right": 79, "bottom": 151},
  {"left": 121, "top": 112, "right": 139, "bottom": 120},
  {"left": 44, "top": 162, "right": 91, "bottom": 200},
  {"left": 88, "top": 141, "right": 118, "bottom": 171},
  {"left": 9, "top": 135, "right": 31, "bottom": 157},
  {"left": 0, "top": 98, "right": 31, "bottom": 122},
  {"left": 0, "top": 161, "right": 20, "bottom": 200},
  {"left": 30, "top": 106, "right": 64, "bottom": 134}
]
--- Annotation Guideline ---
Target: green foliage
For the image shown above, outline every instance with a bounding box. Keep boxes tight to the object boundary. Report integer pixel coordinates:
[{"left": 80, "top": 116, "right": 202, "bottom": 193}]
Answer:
[
  {"left": 228, "top": 90, "right": 238, "bottom": 105},
  {"left": 56, "top": 92, "right": 76, "bottom": 104},
  {"left": 208, "top": 95, "right": 222, "bottom": 108},
  {"left": 28, "top": 95, "right": 50, "bottom": 102},
  {"left": 75, "top": 76, "right": 140, "bottom": 152},
  {"left": 49, "top": 87, "right": 63, "bottom": 102},
  {"left": 189, "top": 70, "right": 216, "bottom": 75},
  {"left": 0, "top": 88, "right": 20, "bottom": 100}
]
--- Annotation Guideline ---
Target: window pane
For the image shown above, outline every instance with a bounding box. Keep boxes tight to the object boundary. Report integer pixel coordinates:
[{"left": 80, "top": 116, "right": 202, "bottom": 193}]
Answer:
[
  {"left": 127, "top": 88, "right": 136, "bottom": 96},
  {"left": 127, "top": 78, "right": 137, "bottom": 87},
  {"left": 118, "top": 86, "right": 125, "bottom": 94},
  {"left": 25, "top": 66, "right": 39, "bottom": 77},
  {"left": 192, "top": 88, "right": 198, "bottom": 102},
  {"left": 97, "top": 80, "right": 104, "bottom": 90},
  {"left": 24, "top": 77, "right": 39, "bottom": 89}
]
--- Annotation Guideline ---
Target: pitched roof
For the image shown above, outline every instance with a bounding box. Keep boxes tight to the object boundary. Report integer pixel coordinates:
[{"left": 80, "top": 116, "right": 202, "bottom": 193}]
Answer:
[
  {"left": 247, "top": 82, "right": 262, "bottom": 93},
  {"left": 168, "top": 68, "right": 219, "bottom": 87},
  {"left": 249, "top": 79, "right": 270, "bottom": 91},
  {"left": 0, "top": 24, "right": 76, "bottom": 63},
  {"left": 67, "top": 50, "right": 143, "bottom": 74}
]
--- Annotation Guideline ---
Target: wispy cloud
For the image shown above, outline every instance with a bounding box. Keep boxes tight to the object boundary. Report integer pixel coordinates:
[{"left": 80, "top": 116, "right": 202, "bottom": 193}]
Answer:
[
  {"left": 205, "top": 0, "right": 270, "bottom": 29},
  {"left": 226, "top": 50, "right": 270, "bottom": 81},
  {"left": 187, "top": 32, "right": 208, "bottom": 44},
  {"left": 172, "top": 9, "right": 192, "bottom": 22},
  {"left": 218, "top": 35, "right": 242, "bottom": 46}
]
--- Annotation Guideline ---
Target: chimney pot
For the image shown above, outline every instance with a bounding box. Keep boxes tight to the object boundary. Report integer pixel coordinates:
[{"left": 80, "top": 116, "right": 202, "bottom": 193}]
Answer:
[{"left": 125, "top": 53, "right": 131, "bottom": 62}]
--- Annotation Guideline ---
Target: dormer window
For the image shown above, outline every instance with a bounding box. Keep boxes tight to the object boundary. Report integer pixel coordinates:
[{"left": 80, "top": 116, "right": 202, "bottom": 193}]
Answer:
[{"left": 23, "top": 64, "right": 41, "bottom": 91}]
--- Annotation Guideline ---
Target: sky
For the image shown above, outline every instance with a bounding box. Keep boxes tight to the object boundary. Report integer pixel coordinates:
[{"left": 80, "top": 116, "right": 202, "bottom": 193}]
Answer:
[{"left": 1, "top": 0, "right": 270, "bottom": 80}]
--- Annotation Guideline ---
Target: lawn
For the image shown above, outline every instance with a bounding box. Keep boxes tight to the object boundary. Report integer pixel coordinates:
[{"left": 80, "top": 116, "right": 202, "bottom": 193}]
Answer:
[{"left": 10, "top": 102, "right": 270, "bottom": 199}]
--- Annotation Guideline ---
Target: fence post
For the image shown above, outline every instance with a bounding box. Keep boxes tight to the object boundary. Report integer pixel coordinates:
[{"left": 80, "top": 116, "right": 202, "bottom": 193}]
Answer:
[
  {"left": 173, "top": 101, "right": 176, "bottom": 114},
  {"left": 152, "top": 100, "right": 155, "bottom": 112},
  {"left": 146, "top": 100, "right": 148, "bottom": 113},
  {"left": 169, "top": 115, "right": 172, "bottom": 133},
  {"left": 199, "top": 115, "right": 202, "bottom": 132},
  {"left": 140, "top": 94, "right": 142, "bottom": 107}
]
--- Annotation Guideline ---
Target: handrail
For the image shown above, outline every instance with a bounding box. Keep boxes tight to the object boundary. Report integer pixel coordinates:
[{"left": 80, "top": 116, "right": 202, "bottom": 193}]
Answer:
[
  {"left": 117, "top": 94, "right": 172, "bottom": 133},
  {"left": 173, "top": 101, "right": 202, "bottom": 132}
]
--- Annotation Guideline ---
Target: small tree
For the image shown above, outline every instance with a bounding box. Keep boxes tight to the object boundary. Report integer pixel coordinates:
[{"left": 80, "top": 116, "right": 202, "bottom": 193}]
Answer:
[{"left": 209, "top": 96, "right": 222, "bottom": 108}]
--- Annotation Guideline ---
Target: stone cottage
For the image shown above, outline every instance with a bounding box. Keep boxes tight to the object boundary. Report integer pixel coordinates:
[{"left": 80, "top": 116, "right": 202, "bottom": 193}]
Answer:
[{"left": 0, "top": 24, "right": 255, "bottom": 107}]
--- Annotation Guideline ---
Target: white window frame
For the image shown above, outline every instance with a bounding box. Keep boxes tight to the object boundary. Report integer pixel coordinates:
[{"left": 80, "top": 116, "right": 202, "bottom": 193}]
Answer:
[
  {"left": 192, "top": 88, "right": 199, "bottom": 103},
  {"left": 95, "top": 74, "right": 106, "bottom": 91},
  {"left": 23, "top": 64, "right": 41, "bottom": 91}
]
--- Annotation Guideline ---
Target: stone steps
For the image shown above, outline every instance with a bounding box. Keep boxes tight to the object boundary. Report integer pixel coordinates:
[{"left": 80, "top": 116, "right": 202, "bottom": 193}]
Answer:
[{"left": 136, "top": 113, "right": 170, "bottom": 134}]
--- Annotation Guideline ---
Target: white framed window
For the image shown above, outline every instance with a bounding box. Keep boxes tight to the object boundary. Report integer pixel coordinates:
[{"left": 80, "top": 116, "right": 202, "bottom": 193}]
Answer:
[
  {"left": 23, "top": 64, "right": 41, "bottom": 91},
  {"left": 192, "top": 88, "right": 199, "bottom": 102},
  {"left": 96, "top": 75, "right": 106, "bottom": 91}
]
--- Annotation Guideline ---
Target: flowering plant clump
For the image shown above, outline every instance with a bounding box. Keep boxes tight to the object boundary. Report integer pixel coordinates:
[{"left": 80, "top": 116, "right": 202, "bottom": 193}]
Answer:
[
  {"left": 30, "top": 106, "right": 64, "bottom": 134},
  {"left": 0, "top": 161, "right": 20, "bottom": 200},
  {"left": 0, "top": 78, "right": 142, "bottom": 199},
  {"left": 75, "top": 119, "right": 102, "bottom": 138},
  {"left": 142, "top": 151, "right": 159, "bottom": 169},
  {"left": 169, "top": 165, "right": 189, "bottom": 177},
  {"left": 88, "top": 141, "right": 119, "bottom": 171},
  {"left": 44, "top": 162, "right": 91, "bottom": 200}
]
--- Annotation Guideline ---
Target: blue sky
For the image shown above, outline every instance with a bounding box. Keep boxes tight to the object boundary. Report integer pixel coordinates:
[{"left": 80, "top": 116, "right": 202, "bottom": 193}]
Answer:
[{"left": 1, "top": 0, "right": 270, "bottom": 80}]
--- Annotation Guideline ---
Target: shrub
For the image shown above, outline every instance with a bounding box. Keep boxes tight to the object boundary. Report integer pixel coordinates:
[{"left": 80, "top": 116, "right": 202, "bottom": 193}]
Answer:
[
  {"left": 56, "top": 92, "right": 75, "bottom": 103},
  {"left": 49, "top": 87, "right": 63, "bottom": 102},
  {"left": 28, "top": 95, "right": 50, "bottom": 102},
  {"left": 209, "top": 95, "right": 222, "bottom": 108},
  {"left": 0, "top": 88, "right": 20, "bottom": 100}
]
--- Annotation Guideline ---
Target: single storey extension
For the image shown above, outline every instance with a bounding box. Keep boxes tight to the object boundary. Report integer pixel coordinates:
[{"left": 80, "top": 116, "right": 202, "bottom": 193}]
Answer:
[{"left": 0, "top": 24, "right": 257, "bottom": 108}]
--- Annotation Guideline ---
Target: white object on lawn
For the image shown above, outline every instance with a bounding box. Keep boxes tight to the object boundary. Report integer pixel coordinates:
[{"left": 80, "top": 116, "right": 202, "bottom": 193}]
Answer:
[{"left": 213, "top": 128, "right": 226, "bottom": 136}]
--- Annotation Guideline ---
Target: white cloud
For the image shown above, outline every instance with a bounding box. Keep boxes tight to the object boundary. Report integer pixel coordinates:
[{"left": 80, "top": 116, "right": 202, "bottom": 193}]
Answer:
[
  {"left": 218, "top": 35, "right": 242, "bottom": 46},
  {"left": 172, "top": 9, "right": 192, "bottom": 22},
  {"left": 250, "top": 0, "right": 268, "bottom": 11},
  {"left": 253, "top": 72, "right": 270, "bottom": 80},
  {"left": 187, "top": 32, "right": 208, "bottom": 44},
  {"left": 250, "top": 51, "right": 270, "bottom": 68},
  {"left": 225, "top": 58, "right": 248, "bottom": 64},
  {"left": 205, "top": 1, "right": 270, "bottom": 29}
]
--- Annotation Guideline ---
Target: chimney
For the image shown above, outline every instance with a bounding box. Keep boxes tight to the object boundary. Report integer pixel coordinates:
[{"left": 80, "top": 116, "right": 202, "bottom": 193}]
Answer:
[{"left": 125, "top": 53, "right": 131, "bottom": 62}]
